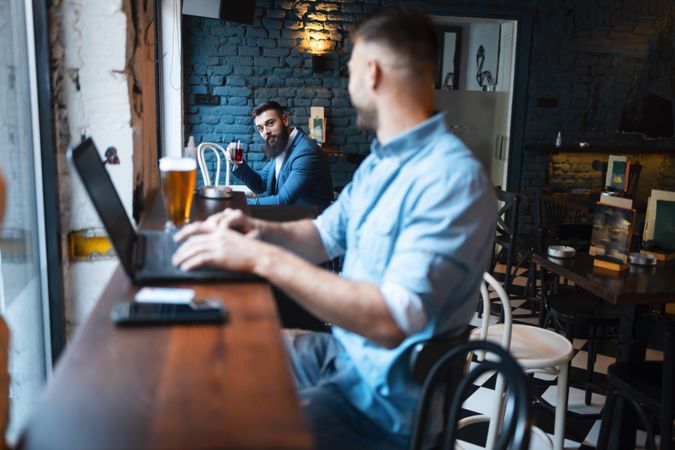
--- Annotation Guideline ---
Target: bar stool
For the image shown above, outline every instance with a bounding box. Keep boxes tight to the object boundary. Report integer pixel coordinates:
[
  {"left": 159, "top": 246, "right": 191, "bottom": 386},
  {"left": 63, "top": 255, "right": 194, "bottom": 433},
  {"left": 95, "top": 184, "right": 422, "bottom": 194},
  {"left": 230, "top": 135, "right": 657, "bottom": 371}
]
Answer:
[{"left": 471, "top": 272, "right": 574, "bottom": 450}]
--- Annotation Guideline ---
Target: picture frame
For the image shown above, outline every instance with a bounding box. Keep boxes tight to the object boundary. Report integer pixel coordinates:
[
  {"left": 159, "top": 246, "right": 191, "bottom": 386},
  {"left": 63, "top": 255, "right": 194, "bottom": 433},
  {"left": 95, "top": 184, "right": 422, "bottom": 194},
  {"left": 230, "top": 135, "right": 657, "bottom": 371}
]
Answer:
[
  {"left": 605, "top": 155, "right": 629, "bottom": 191},
  {"left": 643, "top": 189, "right": 675, "bottom": 250},
  {"left": 436, "top": 26, "right": 462, "bottom": 90}
]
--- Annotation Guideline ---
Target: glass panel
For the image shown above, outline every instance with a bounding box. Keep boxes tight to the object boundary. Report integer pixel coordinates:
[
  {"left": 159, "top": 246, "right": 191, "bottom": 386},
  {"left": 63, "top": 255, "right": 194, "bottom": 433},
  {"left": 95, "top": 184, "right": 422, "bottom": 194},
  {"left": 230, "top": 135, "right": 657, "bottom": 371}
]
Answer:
[{"left": 0, "top": 0, "right": 48, "bottom": 442}]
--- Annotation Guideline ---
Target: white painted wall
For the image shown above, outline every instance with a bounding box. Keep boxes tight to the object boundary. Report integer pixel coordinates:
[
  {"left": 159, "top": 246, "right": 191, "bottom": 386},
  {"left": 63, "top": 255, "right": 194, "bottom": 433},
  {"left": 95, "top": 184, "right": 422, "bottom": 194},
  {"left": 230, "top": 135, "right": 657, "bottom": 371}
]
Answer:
[
  {"left": 55, "top": 1, "right": 134, "bottom": 335},
  {"left": 160, "top": 0, "right": 184, "bottom": 157}
]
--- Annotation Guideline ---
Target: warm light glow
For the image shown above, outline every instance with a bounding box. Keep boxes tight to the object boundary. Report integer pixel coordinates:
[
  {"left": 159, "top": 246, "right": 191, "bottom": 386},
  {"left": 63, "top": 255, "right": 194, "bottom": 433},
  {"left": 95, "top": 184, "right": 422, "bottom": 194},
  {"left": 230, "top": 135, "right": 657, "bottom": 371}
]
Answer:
[{"left": 305, "top": 30, "right": 330, "bottom": 55}]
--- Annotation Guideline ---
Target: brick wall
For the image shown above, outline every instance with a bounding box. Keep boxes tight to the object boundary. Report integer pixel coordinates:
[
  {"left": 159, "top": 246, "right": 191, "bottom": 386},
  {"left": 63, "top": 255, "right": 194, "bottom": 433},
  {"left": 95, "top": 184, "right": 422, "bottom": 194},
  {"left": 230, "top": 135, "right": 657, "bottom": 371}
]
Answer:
[
  {"left": 184, "top": 0, "right": 675, "bottom": 219},
  {"left": 520, "top": 0, "right": 675, "bottom": 226},
  {"left": 183, "top": 0, "right": 380, "bottom": 189},
  {"left": 548, "top": 151, "right": 675, "bottom": 204}
]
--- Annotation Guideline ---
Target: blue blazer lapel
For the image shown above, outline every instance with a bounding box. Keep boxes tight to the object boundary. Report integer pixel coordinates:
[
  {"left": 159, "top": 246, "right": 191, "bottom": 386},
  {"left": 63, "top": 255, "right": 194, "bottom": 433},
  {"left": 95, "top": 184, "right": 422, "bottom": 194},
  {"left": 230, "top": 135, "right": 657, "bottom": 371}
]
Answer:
[
  {"left": 276, "top": 130, "right": 303, "bottom": 190},
  {"left": 264, "top": 160, "right": 275, "bottom": 194}
]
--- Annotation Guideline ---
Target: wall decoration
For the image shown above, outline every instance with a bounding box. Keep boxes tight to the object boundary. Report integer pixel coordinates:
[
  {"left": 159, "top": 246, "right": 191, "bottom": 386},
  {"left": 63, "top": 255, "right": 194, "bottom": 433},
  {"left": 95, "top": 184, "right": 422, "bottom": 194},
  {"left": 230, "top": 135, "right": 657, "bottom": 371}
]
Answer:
[{"left": 436, "top": 26, "right": 462, "bottom": 90}]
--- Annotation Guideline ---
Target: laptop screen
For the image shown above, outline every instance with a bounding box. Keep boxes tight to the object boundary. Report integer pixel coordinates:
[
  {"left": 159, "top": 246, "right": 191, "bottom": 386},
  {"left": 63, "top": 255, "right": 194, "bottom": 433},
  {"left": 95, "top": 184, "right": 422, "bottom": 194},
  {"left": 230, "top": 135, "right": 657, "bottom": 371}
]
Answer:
[{"left": 67, "top": 138, "right": 136, "bottom": 276}]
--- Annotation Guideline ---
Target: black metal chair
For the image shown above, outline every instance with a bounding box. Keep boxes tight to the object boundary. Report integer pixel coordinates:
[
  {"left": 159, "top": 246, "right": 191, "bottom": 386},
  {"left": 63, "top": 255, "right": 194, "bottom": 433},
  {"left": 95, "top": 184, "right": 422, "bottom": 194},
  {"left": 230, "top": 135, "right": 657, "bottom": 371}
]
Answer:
[
  {"left": 409, "top": 340, "right": 532, "bottom": 450},
  {"left": 493, "top": 188, "right": 524, "bottom": 297},
  {"left": 536, "top": 189, "right": 592, "bottom": 253},
  {"left": 535, "top": 186, "right": 620, "bottom": 407},
  {"left": 489, "top": 188, "right": 544, "bottom": 323},
  {"left": 597, "top": 312, "right": 675, "bottom": 450},
  {"left": 408, "top": 329, "right": 469, "bottom": 450},
  {"left": 542, "top": 283, "right": 621, "bottom": 406},
  {"left": 518, "top": 187, "right": 595, "bottom": 325}
]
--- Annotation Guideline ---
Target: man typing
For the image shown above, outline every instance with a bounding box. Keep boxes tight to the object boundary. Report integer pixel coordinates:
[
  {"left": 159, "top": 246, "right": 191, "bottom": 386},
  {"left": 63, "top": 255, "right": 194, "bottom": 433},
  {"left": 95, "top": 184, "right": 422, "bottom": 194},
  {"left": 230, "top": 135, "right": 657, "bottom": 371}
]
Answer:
[{"left": 174, "top": 7, "right": 496, "bottom": 449}]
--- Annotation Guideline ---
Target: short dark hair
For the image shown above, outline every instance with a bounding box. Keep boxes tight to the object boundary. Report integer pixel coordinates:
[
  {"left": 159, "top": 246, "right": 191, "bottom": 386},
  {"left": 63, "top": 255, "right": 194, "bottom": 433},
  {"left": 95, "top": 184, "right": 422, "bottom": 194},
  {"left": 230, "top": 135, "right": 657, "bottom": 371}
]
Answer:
[
  {"left": 350, "top": 6, "right": 438, "bottom": 78},
  {"left": 252, "top": 101, "right": 286, "bottom": 118}
]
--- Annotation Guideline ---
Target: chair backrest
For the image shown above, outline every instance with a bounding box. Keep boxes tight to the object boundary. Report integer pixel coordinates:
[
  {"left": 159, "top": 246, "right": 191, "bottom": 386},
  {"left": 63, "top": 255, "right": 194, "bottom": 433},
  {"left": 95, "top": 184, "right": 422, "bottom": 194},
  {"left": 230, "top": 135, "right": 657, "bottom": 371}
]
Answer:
[
  {"left": 478, "top": 272, "right": 512, "bottom": 350},
  {"left": 409, "top": 340, "right": 532, "bottom": 450},
  {"left": 408, "top": 329, "right": 470, "bottom": 449},
  {"left": 493, "top": 188, "right": 522, "bottom": 294},
  {"left": 535, "top": 189, "right": 592, "bottom": 252},
  {"left": 410, "top": 328, "right": 470, "bottom": 384},
  {"left": 636, "top": 313, "right": 675, "bottom": 413}
]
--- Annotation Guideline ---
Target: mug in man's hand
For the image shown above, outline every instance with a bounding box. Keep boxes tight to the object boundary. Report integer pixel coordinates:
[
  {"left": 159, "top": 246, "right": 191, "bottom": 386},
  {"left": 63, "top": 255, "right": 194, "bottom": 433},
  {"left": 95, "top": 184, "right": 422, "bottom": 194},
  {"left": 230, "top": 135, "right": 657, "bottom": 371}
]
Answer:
[{"left": 228, "top": 142, "right": 244, "bottom": 164}]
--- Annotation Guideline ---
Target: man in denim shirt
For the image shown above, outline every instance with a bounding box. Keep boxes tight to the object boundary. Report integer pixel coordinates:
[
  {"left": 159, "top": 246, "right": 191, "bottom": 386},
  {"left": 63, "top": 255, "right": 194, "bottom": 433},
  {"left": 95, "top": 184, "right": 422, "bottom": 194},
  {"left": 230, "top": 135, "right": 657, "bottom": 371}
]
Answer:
[{"left": 173, "top": 6, "right": 496, "bottom": 449}]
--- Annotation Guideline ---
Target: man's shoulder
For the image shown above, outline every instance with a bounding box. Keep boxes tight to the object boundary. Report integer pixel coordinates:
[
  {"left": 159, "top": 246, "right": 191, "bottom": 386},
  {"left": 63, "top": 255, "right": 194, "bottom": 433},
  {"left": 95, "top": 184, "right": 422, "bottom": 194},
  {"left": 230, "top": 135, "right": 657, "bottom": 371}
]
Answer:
[
  {"left": 294, "top": 129, "right": 321, "bottom": 150},
  {"left": 291, "top": 130, "right": 327, "bottom": 158},
  {"left": 417, "top": 132, "right": 483, "bottom": 174}
]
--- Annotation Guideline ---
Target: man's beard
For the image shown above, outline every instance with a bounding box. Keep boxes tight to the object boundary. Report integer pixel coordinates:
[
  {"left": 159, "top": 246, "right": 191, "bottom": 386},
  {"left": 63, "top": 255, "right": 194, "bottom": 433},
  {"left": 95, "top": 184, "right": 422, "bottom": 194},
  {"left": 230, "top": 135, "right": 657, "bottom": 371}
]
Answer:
[{"left": 263, "top": 127, "right": 290, "bottom": 159}]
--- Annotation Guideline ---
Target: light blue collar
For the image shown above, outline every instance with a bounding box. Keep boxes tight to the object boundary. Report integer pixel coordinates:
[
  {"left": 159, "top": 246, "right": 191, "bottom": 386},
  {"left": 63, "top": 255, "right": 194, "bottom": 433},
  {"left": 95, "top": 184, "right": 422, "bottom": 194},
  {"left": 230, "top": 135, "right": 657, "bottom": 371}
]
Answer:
[{"left": 370, "top": 112, "right": 446, "bottom": 159}]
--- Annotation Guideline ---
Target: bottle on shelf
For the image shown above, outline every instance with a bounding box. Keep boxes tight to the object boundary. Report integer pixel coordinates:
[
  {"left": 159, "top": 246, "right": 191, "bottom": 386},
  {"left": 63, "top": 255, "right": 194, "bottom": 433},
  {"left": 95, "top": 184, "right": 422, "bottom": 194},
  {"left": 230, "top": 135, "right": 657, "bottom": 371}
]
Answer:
[{"left": 184, "top": 135, "right": 197, "bottom": 160}]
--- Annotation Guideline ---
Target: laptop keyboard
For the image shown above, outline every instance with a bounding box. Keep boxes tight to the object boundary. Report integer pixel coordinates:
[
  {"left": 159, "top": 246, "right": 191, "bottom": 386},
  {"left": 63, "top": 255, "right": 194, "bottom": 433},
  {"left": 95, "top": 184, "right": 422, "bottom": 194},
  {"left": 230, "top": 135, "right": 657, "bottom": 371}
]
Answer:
[
  {"left": 141, "top": 231, "right": 182, "bottom": 273},
  {"left": 137, "top": 230, "right": 256, "bottom": 281}
]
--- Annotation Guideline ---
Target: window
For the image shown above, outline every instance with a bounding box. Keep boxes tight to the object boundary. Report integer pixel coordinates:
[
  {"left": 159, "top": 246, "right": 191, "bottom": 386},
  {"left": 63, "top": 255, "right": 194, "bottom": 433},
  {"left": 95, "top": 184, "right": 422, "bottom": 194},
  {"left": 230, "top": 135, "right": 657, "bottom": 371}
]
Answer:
[{"left": 0, "top": 0, "right": 57, "bottom": 442}]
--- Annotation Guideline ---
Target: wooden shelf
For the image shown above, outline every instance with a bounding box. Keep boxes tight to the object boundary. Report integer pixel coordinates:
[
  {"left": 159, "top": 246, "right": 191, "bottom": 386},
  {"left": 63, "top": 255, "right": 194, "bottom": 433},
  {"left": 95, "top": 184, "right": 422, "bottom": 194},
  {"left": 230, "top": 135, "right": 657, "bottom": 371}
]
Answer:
[{"left": 529, "top": 143, "right": 675, "bottom": 154}]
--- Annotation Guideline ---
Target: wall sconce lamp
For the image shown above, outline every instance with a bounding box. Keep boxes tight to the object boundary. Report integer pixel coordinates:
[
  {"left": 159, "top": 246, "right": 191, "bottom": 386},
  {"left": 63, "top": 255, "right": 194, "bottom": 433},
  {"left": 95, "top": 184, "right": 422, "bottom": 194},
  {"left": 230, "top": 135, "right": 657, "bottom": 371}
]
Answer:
[{"left": 307, "top": 32, "right": 331, "bottom": 73}]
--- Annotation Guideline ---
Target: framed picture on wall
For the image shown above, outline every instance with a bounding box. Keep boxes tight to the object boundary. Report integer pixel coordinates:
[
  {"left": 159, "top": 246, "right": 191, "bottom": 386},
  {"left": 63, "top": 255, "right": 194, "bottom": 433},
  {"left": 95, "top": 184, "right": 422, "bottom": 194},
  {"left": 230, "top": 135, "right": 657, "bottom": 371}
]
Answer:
[{"left": 436, "top": 26, "right": 462, "bottom": 90}]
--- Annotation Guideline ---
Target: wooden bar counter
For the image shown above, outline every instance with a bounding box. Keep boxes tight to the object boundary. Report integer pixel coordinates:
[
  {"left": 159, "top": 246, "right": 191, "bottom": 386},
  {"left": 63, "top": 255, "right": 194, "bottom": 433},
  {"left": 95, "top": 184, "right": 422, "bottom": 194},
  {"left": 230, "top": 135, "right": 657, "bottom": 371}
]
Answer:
[{"left": 19, "top": 192, "right": 312, "bottom": 450}]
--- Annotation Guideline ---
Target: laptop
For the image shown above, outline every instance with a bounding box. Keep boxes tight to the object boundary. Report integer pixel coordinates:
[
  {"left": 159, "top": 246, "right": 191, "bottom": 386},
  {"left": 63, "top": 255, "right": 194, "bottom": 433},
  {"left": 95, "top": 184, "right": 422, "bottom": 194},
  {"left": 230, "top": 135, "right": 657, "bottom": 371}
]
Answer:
[{"left": 67, "top": 138, "right": 260, "bottom": 283}]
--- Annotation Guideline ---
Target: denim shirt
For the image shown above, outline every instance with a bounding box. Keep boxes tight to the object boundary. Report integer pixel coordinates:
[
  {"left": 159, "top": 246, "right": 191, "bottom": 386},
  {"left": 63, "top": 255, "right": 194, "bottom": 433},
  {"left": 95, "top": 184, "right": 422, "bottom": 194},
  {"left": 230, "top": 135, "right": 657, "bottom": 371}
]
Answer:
[{"left": 314, "top": 113, "right": 497, "bottom": 436}]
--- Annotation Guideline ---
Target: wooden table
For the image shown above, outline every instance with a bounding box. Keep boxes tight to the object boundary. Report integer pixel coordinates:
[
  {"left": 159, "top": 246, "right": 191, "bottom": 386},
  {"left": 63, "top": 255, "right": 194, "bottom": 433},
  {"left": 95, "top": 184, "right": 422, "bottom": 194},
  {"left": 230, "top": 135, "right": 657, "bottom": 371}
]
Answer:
[
  {"left": 534, "top": 252, "right": 675, "bottom": 450},
  {"left": 18, "top": 192, "right": 312, "bottom": 450}
]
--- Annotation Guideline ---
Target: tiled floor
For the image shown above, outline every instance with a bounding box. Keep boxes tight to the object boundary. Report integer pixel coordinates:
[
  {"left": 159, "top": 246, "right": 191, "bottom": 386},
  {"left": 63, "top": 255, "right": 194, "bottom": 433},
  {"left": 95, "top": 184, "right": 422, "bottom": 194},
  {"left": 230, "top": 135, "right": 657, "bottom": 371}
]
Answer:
[{"left": 456, "top": 265, "right": 664, "bottom": 450}]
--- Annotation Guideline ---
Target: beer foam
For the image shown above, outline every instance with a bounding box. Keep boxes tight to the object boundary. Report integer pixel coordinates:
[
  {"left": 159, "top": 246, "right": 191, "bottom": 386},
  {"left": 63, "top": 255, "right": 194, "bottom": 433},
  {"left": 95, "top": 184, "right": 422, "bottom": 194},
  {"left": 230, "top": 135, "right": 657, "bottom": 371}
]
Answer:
[{"left": 159, "top": 157, "right": 197, "bottom": 171}]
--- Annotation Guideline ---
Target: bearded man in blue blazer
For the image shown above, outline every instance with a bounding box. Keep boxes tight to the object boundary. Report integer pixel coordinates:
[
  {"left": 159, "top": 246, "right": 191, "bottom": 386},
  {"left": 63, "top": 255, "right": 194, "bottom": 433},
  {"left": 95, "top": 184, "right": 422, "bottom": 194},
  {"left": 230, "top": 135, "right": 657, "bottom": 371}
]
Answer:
[{"left": 227, "top": 101, "right": 333, "bottom": 210}]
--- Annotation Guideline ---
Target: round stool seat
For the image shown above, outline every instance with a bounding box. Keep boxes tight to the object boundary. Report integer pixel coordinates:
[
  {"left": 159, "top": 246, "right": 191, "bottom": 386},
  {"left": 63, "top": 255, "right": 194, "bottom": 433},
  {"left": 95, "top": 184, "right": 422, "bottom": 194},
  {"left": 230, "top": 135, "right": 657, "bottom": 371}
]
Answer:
[{"left": 470, "top": 324, "right": 573, "bottom": 369}]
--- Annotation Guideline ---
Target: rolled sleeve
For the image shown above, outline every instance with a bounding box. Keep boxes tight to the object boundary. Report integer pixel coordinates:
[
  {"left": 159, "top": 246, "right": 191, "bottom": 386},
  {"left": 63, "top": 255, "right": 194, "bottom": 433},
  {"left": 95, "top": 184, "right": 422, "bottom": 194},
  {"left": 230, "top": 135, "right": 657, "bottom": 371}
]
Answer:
[
  {"left": 313, "top": 216, "right": 345, "bottom": 260},
  {"left": 381, "top": 172, "right": 497, "bottom": 333},
  {"left": 380, "top": 282, "right": 427, "bottom": 335},
  {"left": 312, "top": 182, "right": 353, "bottom": 259}
]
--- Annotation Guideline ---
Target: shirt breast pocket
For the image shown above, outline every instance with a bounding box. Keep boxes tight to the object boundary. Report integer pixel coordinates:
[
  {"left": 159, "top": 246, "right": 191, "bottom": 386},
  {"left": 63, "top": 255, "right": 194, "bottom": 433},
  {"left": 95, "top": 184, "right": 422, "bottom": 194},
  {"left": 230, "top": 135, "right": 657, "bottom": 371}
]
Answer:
[{"left": 359, "top": 218, "right": 397, "bottom": 274}]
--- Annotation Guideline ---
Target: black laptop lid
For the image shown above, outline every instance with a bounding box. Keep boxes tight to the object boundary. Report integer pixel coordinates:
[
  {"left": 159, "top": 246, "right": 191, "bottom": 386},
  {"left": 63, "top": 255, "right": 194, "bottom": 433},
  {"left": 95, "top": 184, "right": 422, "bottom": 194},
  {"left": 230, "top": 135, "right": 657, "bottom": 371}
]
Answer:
[{"left": 67, "top": 138, "right": 136, "bottom": 276}]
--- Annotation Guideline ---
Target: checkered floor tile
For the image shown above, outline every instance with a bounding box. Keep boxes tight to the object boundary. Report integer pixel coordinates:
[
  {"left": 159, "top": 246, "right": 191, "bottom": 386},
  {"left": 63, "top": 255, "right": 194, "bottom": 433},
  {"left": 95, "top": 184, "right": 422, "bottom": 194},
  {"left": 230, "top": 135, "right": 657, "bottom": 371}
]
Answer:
[{"left": 458, "top": 264, "right": 665, "bottom": 449}]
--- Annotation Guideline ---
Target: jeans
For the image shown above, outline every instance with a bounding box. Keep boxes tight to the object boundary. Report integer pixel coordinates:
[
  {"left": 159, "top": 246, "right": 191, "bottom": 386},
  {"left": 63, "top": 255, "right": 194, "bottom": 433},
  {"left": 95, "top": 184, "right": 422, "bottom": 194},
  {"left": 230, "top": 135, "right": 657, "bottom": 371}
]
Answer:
[{"left": 283, "top": 330, "right": 409, "bottom": 450}]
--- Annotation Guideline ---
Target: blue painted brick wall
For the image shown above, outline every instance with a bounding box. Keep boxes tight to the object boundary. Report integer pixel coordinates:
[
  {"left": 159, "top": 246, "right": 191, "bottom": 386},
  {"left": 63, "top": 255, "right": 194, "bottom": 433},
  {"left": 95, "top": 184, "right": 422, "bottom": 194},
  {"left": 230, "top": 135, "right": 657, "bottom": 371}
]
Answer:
[
  {"left": 183, "top": 0, "right": 375, "bottom": 190},
  {"left": 184, "top": 0, "right": 675, "bottom": 226}
]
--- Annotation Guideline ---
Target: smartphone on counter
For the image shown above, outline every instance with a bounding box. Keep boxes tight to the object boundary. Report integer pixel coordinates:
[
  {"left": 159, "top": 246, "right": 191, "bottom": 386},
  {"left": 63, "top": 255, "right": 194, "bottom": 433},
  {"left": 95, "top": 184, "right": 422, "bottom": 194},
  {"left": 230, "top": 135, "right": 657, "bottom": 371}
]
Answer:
[{"left": 111, "top": 299, "right": 228, "bottom": 326}]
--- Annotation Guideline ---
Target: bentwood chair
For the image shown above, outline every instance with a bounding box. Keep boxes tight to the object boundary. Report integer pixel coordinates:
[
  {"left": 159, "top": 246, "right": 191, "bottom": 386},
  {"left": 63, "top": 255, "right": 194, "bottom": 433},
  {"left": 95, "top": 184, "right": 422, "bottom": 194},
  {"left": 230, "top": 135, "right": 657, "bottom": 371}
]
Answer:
[
  {"left": 542, "top": 283, "right": 620, "bottom": 407},
  {"left": 471, "top": 272, "right": 573, "bottom": 450},
  {"left": 492, "top": 188, "right": 524, "bottom": 298},
  {"left": 408, "top": 327, "right": 470, "bottom": 449},
  {"left": 597, "top": 312, "right": 675, "bottom": 450},
  {"left": 409, "top": 340, "right": 532, "bottom": 450}
]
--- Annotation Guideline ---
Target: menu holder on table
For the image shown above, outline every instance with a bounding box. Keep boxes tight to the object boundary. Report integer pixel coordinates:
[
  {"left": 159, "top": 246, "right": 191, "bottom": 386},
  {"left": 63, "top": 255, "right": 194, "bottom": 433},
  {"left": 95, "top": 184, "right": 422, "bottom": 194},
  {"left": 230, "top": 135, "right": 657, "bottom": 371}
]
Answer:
[
  {"left": 642, "top": 189, "right": 675, "bottom": 262},
  {"left": 589, "top": 202, "right": 636, "bottom": 271}
]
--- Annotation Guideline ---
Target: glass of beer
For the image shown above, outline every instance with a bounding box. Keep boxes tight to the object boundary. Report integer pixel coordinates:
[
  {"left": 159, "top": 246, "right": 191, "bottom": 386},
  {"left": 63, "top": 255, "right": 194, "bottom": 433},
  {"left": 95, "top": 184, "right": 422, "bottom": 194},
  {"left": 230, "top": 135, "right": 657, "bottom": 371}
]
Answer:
[{"left": 159, "top": 157, "right": 197, "bottom": 230}]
